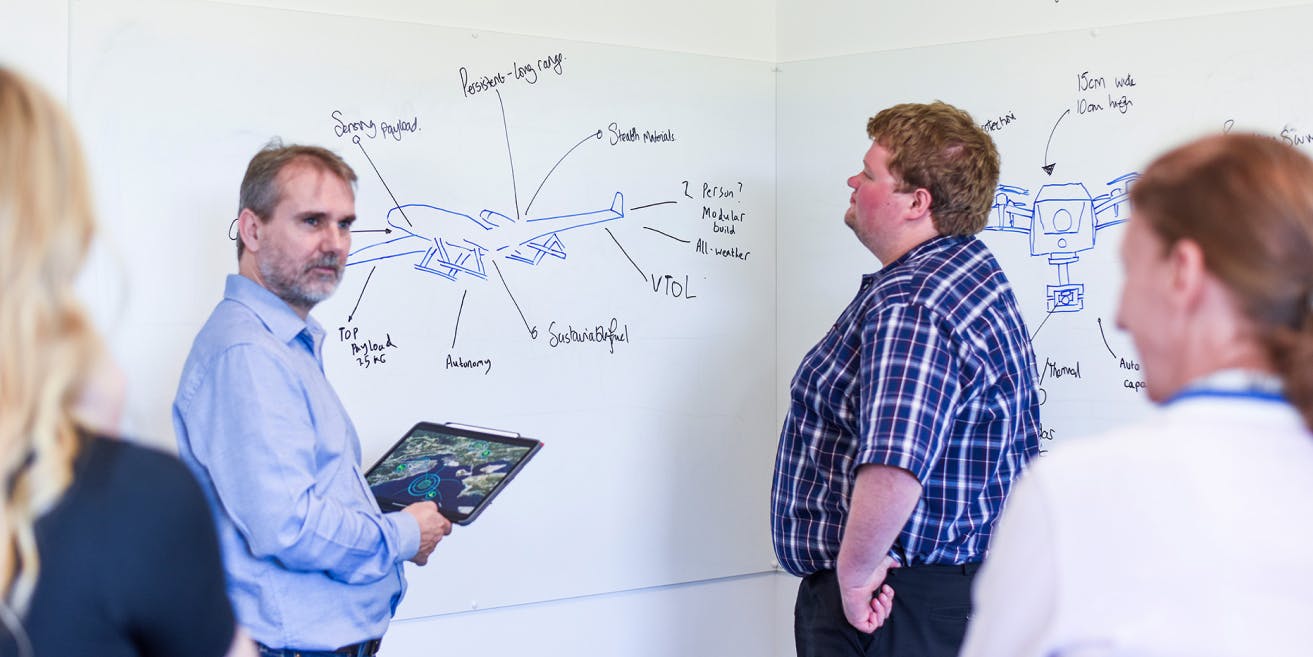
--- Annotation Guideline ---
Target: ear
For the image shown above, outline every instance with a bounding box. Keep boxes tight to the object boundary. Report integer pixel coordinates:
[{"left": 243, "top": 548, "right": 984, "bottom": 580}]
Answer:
[
  {"left": 906, "top": 187, "right": 933, "bottom": 220},
  {"left": 1168, "top": 238, "right": 1207, "bottom": 311},
  {"left": 237, "top": 208, "right": 262, "bottom": 256}
]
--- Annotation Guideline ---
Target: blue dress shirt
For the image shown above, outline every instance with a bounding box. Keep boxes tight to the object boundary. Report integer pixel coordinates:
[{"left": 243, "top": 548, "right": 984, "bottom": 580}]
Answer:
[{"left": 174, "top": 275, "right": 419, "bottom": 651}]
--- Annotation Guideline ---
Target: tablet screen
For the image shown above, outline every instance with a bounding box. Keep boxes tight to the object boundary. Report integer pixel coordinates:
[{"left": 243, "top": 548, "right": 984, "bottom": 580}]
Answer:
[{"left": 365, "top": 423, "right": 540, "bottom": 524}]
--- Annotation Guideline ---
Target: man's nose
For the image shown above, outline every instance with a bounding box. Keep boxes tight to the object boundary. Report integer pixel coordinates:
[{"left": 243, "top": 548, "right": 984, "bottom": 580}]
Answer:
[{"left": 324, "top": 226, "right": 349, "bottom": 253}]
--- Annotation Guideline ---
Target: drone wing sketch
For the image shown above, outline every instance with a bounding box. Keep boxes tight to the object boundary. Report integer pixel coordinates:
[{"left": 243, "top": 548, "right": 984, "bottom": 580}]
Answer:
[{"left": 347, "top": 191, "right": 625, "bottom": 281}]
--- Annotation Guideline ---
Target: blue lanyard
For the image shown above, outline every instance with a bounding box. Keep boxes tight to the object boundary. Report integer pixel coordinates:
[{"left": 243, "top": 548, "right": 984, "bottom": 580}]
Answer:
[
  {"left": 1162, "top": 370, "right": 1287, "bottom": 406},
  {"left": 1163, "top": 388, "right": 1287, "bottom": 406}
]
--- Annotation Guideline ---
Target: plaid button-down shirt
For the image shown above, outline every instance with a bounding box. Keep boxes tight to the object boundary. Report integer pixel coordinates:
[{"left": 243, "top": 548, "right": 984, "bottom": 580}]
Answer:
[{"left": 772, "top": 235, "right": 1041, "bottom": 576}]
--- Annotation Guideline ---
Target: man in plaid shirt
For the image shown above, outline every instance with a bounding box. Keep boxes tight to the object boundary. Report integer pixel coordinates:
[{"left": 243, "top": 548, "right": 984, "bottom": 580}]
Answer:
[{"left": 771, "top": 101, "right": 1041, "bottom": 657}]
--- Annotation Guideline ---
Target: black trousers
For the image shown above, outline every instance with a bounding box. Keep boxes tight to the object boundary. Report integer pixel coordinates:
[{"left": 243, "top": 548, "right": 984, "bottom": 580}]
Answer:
[{"left": 794, "top": 564, "right": 979, "bottom": 657}]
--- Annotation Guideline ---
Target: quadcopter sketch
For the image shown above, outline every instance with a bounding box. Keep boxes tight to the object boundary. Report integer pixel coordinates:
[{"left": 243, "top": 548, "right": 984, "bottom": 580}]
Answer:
[
  {"left": 986, "top": 173, "right": 1137, "bottom": 313},
  {"left": 348, "top": 191, "right": 625, "bottom": 281}
]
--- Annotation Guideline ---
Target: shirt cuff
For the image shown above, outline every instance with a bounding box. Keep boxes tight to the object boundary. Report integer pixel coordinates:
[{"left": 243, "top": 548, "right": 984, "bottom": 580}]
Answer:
[
  {"left": 387, "top": 510, "right": 421, "bottom": 562},
  {"left": 854, "top": 446, "right": 929, "bottom": 483}
]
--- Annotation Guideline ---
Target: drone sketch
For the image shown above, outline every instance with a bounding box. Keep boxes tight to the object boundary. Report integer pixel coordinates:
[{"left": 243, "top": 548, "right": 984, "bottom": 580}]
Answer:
[
  {"left": 986, "top": 173, "right": 1137, "bottom": 313},
  {"left": 348, "top": 191, "right": 625, "bottom": 281}
]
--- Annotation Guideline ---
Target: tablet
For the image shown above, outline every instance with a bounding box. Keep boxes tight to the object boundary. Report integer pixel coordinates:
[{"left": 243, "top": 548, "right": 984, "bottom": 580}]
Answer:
[{"left": 365, "top": 421, "right": 542, "bottom": 525}]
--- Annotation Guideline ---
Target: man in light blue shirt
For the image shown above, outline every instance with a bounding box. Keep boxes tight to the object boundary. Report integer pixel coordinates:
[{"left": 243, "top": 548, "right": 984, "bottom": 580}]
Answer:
[{"left": 174, "top": 142, "right": 450, "bottom": 657}]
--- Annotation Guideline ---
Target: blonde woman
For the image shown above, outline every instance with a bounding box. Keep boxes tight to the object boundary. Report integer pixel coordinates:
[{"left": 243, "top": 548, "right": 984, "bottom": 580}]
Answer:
[
  {"left": 961, "top": 134, "right": 1313, "bottom": 656},
  {"left": 0, "top": 67, "right": 254, "bottom": 657}
]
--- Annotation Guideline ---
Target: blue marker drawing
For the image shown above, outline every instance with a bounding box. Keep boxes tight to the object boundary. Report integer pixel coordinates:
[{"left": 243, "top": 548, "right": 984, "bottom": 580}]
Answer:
[
  {"left": 986, "top": 173, "right": 1137, "bottom": 312},
  {"left": 348, "top": 191, "right": 625, "bottom": 281}
]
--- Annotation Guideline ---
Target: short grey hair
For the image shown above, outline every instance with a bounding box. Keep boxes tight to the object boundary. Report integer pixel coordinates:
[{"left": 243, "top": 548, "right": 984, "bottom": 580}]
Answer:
[{"left": 235, "top": 139, "right": 357, "bottom": 259}]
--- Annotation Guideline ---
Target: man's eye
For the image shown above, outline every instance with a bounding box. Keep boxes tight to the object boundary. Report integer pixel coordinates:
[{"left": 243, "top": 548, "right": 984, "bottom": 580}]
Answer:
[{"left": 304, "top": 217, "right": 320, "bottom": 226}]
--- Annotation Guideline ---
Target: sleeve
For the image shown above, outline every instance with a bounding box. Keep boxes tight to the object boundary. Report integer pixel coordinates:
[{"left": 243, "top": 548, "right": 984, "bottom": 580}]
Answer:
[
  {"left": 855, "top": 302, "right": 960, "bottom": 480},
  {"left": 958, "top": 468, "right": 1061, "bottom": 657},
  {"left": 180, "top": 343, "right": 417, "bottom": 583},
  {"left": 125, "top": 453, "right": 236, "bottom": 657}
]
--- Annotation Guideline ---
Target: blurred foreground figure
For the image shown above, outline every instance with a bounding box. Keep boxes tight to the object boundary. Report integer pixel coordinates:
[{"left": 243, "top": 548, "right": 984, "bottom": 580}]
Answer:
[
  {"left": 0, "top": 67, "right": 253, "bottom": 657},
  {"left": 962, "top": 133, "right": 1313, "bottom": 657}
]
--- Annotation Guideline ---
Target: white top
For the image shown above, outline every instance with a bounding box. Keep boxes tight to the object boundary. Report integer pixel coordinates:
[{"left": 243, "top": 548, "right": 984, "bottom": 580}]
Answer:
[{"left": 960, "top": 392, "right": 1313, "bottom": 657}]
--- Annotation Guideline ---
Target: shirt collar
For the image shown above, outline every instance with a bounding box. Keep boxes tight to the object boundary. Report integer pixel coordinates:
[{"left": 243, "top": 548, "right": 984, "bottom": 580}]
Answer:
[
  {"left": 223, "top": 274, "right": 325, "bottom": 351},
  {"left": 863, "top": 234, "right": 970, "bottom": 283}
]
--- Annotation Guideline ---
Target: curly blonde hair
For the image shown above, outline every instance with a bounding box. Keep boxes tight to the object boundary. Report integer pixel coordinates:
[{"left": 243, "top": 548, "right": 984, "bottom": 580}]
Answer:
[{"left": 0, "top": 67, "right": 103, "bottom": 612}]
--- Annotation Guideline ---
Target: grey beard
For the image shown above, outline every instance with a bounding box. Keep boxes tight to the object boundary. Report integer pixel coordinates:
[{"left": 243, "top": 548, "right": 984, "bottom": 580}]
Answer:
[{"left": 260, "top": 255, "right": 341, "bottom": 310}]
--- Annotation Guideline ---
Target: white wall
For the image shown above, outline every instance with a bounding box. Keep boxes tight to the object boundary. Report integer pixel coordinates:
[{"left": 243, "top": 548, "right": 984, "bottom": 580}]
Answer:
[
  {"left": 0, "top": 0, "right": 68, "bottom": 95},
  {"left": 225, "top": 0, "right": 778, "bottom": 61},
  {"left": 775, "top": 0, "right": 1313, "bottom": 61}
]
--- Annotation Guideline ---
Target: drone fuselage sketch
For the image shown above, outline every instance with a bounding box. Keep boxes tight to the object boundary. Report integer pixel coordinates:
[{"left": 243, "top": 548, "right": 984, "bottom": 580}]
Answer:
[
  {"left": 348, "top": 191, "right": 625, "bottom": 281},
  {"left": 986, "top": 173, "right": 1136, "bottom": 313}
]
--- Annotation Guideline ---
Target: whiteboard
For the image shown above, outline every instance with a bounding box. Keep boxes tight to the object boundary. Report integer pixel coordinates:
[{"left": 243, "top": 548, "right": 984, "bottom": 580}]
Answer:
[
  {"left": 778, "top": 5, "right": 1313, "bottom": 448},
  {"left": 70, "top": 0, "right": 776, "bottom": 618}
]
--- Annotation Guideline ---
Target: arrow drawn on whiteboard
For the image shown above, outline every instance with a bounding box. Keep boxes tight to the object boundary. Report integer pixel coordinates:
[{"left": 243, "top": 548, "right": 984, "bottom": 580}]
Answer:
[
  {"left": 1029, "top": 307, "right": 1056, "bottom": 343},
  {"left": 495, "top": 89, "right": 522, "bottom": 221},
  {"left": 1041, "top": 109, "right": 1070, "bottom": 176},
  {"left": 630, "top": 200, "right": 678, "bottom": 211},
  {"left": 1097, "top": 317, "right": 1119, "bottom": 359},
  {"left": 348, "top": 265, "right": 376, "bottom": 322},
  {"left": 451, "top": 289, "right": 467, "bottom": 349},
  {"left": 642, "top": 226, "right": 691, "bottom": 244},
  {"left": 605, "top": 227, "right": 646, "bottom": 281},
  {"left": 351, "top": 228, "right": 393, "bottom": 234},
  {"left": 492, "top": 260, "right": 537, "bottom": 339},
  {"left": 524, "top": 129, "right": 604, "bottom": 216},
  {"left": 353, "top": 136, "right": 413, "bottom": 228}
]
